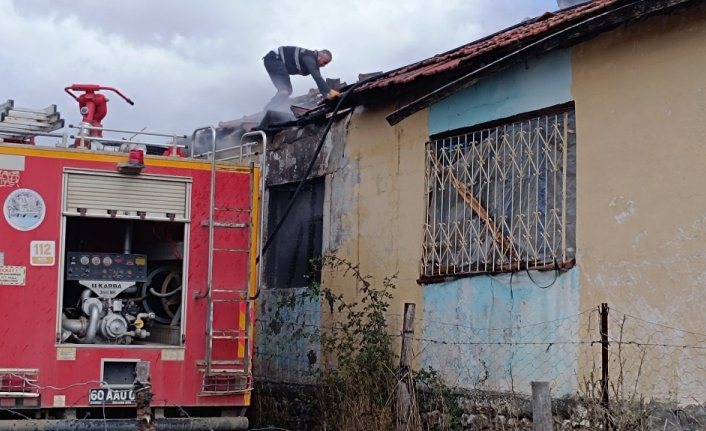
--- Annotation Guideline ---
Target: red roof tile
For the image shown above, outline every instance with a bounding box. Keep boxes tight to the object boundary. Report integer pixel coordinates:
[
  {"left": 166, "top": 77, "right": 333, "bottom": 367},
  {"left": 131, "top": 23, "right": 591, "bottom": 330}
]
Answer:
[{"left": 356, "top": 0, "right": 618, "bottom": 92}]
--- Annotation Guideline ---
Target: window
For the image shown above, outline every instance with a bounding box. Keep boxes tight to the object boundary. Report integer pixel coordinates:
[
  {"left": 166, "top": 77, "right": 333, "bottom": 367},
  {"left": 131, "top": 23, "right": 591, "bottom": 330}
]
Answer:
[
  {"left": 421, "top": 107, "right": 576, "bottom": 278},
  {"left": 266, "top": 178, "right": 325, "bottom": 288}
]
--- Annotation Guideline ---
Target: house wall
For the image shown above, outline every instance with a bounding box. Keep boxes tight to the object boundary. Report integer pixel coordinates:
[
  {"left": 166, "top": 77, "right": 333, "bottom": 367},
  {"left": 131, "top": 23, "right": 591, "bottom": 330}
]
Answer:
[
  {"left": 255, "top": 126, "right": 331, "bottom": 382},
  {"left": 423, "top": 49, "right": 580, "bottom": 396},
  {"left": 422, "top": 269, "right": 580, "bottom": 396},
  {"left": 256, "top": 4, "right": 706, "bottom": 402},
  {"left": 255, "top": 123, "right": 351, "bottom": 381},
  {"left": 572, "top": 4, "right": 706, "bottom": 401},
  {"left": 324, "top": 103, "right": 429, "bottom": 342},
  {"left": 256, "top": 103, "right": 429, "bottom": 379},
  {"left": 255, "top": 286, "right": 322, "bottom": 383},
  {"left": 428, "top": 49, "right": 572, "bottom": 134}
]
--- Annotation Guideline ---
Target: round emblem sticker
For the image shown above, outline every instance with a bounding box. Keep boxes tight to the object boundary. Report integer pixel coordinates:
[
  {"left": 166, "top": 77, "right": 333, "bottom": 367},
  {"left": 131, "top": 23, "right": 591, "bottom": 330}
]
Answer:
[{"left": 3, "top": 188, "right": 46, "bottom": 231}]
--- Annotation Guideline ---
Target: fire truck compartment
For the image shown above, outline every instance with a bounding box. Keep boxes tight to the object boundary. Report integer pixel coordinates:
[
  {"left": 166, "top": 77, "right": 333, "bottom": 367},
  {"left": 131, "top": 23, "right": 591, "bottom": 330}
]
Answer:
[{"left": 60, "top": 215, "right": 187, "bottom": 346}]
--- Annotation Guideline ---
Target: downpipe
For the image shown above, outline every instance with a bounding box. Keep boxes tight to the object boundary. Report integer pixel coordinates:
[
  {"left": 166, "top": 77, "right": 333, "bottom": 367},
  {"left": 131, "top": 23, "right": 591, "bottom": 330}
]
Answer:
[{"left": 0, "top": 417, "right": 248, "bottom": 430}]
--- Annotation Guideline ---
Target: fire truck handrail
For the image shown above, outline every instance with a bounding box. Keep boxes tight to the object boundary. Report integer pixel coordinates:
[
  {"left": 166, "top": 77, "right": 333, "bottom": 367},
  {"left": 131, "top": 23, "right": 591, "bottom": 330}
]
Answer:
[
  {"left": 189, "top": 129, "right": 264, "bottom": 164},
  {"left": 191, "top": 126, "right": 217, "bottom": 301},
  {"left": 239, "top": 131, "right": 266, "bottom": 302},
  {"left": 190, "top": 126, "right": 216, "bottom": 159},
  {"left": 0, "top": 130, "right": 68, "bottom": 139},
  {"left": 69, "top": 124, "right": 186, "bottom": 140},
  {"left": 69, "top": 124, "right": 187, "bottom": 151},
  {"left": 191, "top": 146, "right": 235, "bottom": 159},
  {"left": 69, "top": 136, "right": 186, "bottom": 149},
  {"left": 239, "top": 131, "right": 266, "bottom": 154},
  {"left": 0, "top": 130, "right": 69, "bottom": 147}
]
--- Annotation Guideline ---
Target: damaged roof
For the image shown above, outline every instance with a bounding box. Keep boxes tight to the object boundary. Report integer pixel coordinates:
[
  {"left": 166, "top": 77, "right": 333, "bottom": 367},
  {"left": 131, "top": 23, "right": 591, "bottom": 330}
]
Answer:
[
  {"left": 222, "top": 0, "right": 697, "bottom": 132},
  {"left": 356, "top": 0, "right": 621, "bottom": 92},
  {"left": 339, "top": 0, "right": 698, "bottom": 125}
]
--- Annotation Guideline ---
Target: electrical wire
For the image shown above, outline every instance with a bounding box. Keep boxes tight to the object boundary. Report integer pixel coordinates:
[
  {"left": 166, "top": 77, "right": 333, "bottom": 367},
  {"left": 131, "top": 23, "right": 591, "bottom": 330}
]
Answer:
[
  {"left": 0, "top": 407, "right": 31, "bottom": 420},
  {"left": 8, "top": 374, "right": 106, "bottom": 391},
  {"left": 525, "top": 266, "right": 560, "bottom": 289},
  {"left": 608, "top": 309, "right": 706, "bottom": 338},
  {"left": 251, "top": 73, "right": 384, "bottom": 300},
  {"left": 4, "top": 375, "right": 111, "bottom": 429}
]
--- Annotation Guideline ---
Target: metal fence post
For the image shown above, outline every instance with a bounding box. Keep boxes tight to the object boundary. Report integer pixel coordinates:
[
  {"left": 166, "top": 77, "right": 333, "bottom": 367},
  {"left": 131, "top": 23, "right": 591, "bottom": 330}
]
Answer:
[
  {"left": 600, "top": 303, "right": 610, "bottom": 430},
  {"left": 397, "top": 303, "right": 416, "bottom": 431}
]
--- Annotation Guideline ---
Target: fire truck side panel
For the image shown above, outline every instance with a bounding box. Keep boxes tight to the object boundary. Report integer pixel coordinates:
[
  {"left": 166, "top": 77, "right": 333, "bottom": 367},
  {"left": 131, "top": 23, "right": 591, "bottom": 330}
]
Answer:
[{"left": 0, "top": 145, "right": 257, "bottom": 410}]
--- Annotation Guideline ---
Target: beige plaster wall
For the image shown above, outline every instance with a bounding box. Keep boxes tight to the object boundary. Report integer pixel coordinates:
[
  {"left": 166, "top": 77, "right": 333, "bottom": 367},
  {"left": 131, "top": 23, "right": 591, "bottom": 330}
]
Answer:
[
  {"left": 324, "top": 103, "right": 427, "bottom": 334},
  {"left": 573, "top": 4, "right": 706, "bottom": 322},
  {"left": 573, "top": 5, "right": 706, "bottom": 400}
]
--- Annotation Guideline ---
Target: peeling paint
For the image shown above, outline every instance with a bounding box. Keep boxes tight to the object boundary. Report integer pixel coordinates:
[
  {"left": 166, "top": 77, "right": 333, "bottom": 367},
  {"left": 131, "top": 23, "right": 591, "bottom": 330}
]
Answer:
[
  {"left": 421, "top": 268, "right": 581, "bottom": 397},
  {"left": 256, "top": 288, "right": 322, "bottom": 382},
  {"left": 609, "top": 196, "right": 636, "bottom": 224},
  {"left": 632, "top": 230, "right": 648, "bottom": 249}
]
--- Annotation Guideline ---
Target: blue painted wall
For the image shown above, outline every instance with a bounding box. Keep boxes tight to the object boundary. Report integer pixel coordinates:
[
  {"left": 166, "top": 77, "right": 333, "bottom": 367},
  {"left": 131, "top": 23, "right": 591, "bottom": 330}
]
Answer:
[
  {"left": 428, "top": 49, "right": 573, "bottom": 135},
  {"left": 420, "top": 268, "right": 581, "bottom": 396},
  {"left": 422, "top": 48, "right": 578, "bottom": 396},
  {"left": 255, "top": 288, "right": 322, "bottom": 383}
]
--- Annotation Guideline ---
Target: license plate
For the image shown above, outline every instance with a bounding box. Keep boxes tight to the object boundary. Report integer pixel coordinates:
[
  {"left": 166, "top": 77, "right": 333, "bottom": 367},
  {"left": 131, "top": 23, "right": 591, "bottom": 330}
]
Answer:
[{"left": 88, "top": 388, "right": 136, "bottom": 405}]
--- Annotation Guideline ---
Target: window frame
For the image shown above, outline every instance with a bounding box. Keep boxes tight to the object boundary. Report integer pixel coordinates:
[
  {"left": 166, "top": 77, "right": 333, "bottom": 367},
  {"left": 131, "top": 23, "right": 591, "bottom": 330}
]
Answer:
[
  {"left": 265, "top": 178, "right": 325, "bottom": 289},
  {"left": 420, "top": 103, "right": 576, "bottom": 281}
]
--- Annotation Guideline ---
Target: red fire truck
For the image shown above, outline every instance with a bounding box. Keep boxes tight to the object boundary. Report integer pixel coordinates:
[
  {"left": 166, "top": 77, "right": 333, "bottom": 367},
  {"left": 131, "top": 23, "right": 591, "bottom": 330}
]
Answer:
[{"left": 0, "top": 89, "right": 262, "bottom": 430}]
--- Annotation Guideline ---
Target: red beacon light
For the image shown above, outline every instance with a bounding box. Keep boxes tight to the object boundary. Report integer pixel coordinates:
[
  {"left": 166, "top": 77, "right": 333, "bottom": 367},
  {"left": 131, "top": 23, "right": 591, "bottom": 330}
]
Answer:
[
  {"left": 128, "top": 148, "right": 145, "bottom": 166},
  {"left": 118, "top": 145, "right": 146, "bottom": 175}
]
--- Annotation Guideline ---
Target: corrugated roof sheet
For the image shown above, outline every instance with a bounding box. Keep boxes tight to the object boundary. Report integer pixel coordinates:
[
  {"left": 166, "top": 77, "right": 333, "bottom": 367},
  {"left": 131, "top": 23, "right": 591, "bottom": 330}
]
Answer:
[{"left": 356, "top": 0, "right": 618, "bottom": 92}]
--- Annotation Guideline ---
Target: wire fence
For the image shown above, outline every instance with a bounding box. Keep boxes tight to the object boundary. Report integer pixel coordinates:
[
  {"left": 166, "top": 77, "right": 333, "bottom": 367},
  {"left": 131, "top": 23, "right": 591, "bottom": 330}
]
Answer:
[
  {"left": 254, "top": 303, "right": 706, "bottom": 411},
  {"left": 414, "top": 309, "right": 592, "bottom": 398},
  {"left": 604, "top": 308, "right": 706, "bottom": 406}
]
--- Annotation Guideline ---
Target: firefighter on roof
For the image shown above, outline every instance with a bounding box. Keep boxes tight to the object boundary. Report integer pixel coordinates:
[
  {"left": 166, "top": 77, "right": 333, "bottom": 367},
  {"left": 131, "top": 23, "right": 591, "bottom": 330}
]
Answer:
[{"left": 263, "top": 46, "right": 340, "bottom": 109}]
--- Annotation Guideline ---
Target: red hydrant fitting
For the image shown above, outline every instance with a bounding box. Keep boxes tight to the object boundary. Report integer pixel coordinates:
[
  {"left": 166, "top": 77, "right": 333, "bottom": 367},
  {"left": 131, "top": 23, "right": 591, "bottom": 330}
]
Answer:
[{"left": 65, "top": 84, "right": 135, "bottom": 138}]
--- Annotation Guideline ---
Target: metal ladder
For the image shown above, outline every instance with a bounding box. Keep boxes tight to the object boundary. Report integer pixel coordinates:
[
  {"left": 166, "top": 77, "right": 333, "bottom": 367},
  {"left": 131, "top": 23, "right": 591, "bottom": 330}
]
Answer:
[
  {"left": 194, "top": 127, "right": 255, "bottom": 394},
  {"left": 0, "top": 99, "right": 68, "bottom": 145}
]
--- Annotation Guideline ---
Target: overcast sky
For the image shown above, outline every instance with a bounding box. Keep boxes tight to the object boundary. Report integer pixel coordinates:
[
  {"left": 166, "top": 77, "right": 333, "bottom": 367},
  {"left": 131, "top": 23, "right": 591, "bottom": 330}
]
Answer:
[{"left": 1, "top": 0, "right": 559, "bottom": 142}]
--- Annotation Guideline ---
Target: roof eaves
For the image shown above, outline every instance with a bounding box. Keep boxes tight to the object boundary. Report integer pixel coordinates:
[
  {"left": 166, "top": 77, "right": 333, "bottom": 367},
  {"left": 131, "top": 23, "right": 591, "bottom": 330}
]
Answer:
[
  {"left": 354, "top": 1, "right": 616, "bottom": 94},
  {"left": 381, "top": 0, "right": 698, "bottom": 125}
]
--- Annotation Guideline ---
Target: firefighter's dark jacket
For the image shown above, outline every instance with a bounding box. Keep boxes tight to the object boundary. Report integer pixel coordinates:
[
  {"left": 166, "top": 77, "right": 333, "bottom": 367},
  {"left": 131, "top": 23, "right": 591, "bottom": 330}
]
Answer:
[{"left": 277, "top": 46, "right": 331, "bottom": 95}]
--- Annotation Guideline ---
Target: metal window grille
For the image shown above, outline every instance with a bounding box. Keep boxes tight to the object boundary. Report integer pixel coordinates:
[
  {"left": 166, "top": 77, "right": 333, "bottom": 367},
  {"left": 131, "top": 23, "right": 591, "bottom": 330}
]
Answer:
[{"left": 421, "top": 109, "right": 576, "bottom": 278}]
